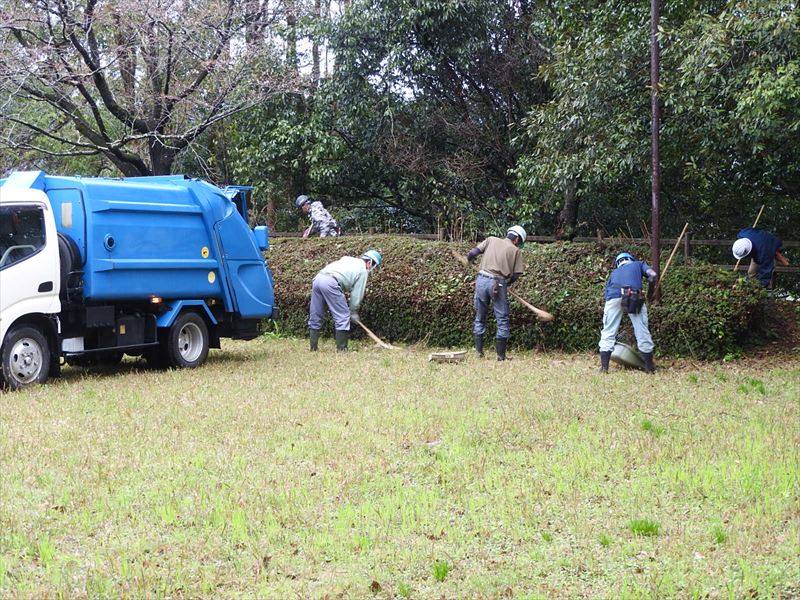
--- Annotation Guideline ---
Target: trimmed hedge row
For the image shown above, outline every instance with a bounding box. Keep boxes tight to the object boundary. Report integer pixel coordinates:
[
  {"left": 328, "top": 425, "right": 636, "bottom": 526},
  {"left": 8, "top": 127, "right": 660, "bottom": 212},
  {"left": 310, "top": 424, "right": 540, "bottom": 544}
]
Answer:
[{"left": 266, "top": 236, "right": 766, "bottom": 358}]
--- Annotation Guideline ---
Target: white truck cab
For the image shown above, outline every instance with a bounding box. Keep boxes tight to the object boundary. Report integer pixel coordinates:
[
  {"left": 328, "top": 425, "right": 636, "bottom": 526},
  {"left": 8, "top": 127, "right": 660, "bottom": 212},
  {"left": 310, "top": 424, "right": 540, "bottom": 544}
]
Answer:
[{"left": 0, "top": 188, "right": 61, "bottom": 387}]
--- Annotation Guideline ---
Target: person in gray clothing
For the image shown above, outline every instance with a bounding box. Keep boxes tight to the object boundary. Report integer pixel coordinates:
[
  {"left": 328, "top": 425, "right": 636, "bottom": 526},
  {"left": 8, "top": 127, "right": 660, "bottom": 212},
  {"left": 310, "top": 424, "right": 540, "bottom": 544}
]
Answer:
[
  {"left": 308, "top": 250, "right": 383, "bottom": 351},
  {"left": 296, "top": 195, "right": 339, "bottom": 238}
]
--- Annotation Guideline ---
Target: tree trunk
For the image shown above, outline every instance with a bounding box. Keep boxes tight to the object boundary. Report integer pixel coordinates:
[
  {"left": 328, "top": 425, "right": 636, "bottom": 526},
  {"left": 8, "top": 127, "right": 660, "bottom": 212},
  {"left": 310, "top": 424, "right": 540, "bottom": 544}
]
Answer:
[
  {"left": 555, "top": 179, "right": 579, "bottom": 240},
  {"left": 312, "top": 0, "right": 321, "bottom": 86}
]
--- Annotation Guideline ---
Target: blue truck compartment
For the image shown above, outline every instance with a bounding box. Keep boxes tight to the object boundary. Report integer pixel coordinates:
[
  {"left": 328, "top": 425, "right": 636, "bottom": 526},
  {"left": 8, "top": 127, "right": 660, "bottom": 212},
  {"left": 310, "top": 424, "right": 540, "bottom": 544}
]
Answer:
[{"left": 0, "top": 171, "right": 274, "bottom": 319}]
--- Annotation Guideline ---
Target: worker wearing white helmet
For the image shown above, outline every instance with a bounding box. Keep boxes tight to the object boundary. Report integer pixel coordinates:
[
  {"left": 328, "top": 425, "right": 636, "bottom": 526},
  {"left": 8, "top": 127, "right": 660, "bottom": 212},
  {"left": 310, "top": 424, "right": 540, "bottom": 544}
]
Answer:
[
  {"left": 308, "top": 250, "right": 382, "bottom": 351},
  {"left": 732, "top": 228, "right": 788, "bottom": 288},
  {"left": 598, "top": 251, "right": 658, "bottom": 374},
  {"left": 465, "top": 225, "right": 526, "bottom": 361},
  {"left": 295, "top": 194, "right": 340, "bottom": 238}
]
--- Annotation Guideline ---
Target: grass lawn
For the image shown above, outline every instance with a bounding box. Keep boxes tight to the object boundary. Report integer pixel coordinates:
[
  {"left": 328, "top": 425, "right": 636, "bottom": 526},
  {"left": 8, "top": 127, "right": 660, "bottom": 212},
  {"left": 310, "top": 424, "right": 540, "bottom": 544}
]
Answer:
[{"left": 1, "top": 337, "right": 798, "bottom": 598}]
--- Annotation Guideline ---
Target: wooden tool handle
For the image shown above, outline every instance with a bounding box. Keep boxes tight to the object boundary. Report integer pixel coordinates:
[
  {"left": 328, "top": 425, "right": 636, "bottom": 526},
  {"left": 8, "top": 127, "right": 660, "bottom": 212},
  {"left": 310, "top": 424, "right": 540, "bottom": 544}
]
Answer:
[
  {"left": 509, "top": 290, "right": 555, "bottom": 322},
  {"left": 355, "top": 320, "right": 397, "bottom": 350}
]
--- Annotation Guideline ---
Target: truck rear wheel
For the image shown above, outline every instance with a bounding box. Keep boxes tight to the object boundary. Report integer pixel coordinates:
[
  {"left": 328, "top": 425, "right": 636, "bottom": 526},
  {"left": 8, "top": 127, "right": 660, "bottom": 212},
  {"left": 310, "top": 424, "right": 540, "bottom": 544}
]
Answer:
[
  {"left": 1, "top": 326, "right": 51, "bottom": 390},
  {"left": 165, "top": 312, "right": 209, "bottom": 369}
]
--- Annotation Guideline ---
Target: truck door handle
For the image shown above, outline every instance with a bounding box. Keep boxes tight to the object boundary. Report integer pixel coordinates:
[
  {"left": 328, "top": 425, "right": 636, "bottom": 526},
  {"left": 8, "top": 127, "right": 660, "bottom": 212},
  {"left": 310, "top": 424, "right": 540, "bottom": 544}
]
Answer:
[{"left": 38, "top": 281, "right": 54, "bottom": 293}]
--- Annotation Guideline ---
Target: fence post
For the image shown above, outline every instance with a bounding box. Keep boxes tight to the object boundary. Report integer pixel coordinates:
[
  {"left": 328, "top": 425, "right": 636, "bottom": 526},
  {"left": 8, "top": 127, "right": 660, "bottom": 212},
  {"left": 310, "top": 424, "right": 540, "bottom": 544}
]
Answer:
[{"left": 683, "top": 230, "right": 691, "bottom": 260}]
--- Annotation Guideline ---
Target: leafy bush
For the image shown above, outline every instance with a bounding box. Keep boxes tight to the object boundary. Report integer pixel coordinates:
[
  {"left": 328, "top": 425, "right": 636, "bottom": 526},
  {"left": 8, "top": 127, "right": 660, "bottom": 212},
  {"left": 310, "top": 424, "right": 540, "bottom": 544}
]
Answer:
[{"left": 266, "top": 236, "right": 766, "bottom": 358}]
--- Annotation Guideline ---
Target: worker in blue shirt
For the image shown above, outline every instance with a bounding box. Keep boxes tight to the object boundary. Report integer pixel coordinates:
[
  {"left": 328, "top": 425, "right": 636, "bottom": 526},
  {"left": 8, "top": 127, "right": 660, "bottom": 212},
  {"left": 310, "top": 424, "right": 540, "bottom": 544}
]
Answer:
[
  {"left": 598, "top": 252, "right": 658, "bottom": 374},
  {"left": 732, "top": 228, "right": 789, "bottom": 289}
]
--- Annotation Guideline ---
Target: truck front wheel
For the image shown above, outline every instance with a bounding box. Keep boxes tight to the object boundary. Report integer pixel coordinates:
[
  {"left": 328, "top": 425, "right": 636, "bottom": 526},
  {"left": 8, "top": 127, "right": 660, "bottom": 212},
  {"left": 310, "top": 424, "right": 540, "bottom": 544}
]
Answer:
[
  {"left": 1, "top": 326, "right": 51, "bottom": 390},
  {"left": 166, "top": 312, "right": 209, "bottom": 369}
]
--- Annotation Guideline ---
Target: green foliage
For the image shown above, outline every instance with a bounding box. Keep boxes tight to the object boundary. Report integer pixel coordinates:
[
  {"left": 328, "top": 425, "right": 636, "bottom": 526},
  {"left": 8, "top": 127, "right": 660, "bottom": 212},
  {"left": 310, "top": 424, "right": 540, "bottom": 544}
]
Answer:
[{"left": 267, "top": 236, "right": 766, "bottom": 358}]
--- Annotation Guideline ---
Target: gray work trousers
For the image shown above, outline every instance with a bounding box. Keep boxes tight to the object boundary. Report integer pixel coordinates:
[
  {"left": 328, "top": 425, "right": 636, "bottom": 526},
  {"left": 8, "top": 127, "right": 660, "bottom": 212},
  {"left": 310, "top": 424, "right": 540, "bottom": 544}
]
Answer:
[{"left": 308, "top": 273, "right": 350, "bottom": 331}]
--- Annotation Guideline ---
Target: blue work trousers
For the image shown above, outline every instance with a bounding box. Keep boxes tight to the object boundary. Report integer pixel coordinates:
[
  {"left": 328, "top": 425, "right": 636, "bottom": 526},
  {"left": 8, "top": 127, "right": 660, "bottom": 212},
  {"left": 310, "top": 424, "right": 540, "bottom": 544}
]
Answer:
[
  {"left": 308, "top": 273, "right": 350, "bottom": 331},
  {"left": 473, "top": 273, "right": 510, "bottom": 339},
  {"left": 598, "top": 298, "right": 654, "bottom": 353}
]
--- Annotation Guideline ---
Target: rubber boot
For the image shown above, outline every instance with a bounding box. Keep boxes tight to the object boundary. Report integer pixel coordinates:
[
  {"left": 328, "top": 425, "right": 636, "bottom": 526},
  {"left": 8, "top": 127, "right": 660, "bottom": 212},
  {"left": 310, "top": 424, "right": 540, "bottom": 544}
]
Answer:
[
  {"left": 335, "top": 329, "right": 349, "bottom": 352},
  {"left": 599, "top": 350, "right": 611, "bottom": 373},
  {"left": 642, "top": 351, "right": 656, "bottom": 374},
  {"left": 309, "top": 328, "right": 321, "bottom": 351},
  {"left": 474, "top": 334, "right": 485, "bottom": 358},
  {"left": 495, "top": 337, "right": 508, "bottom": 361}
]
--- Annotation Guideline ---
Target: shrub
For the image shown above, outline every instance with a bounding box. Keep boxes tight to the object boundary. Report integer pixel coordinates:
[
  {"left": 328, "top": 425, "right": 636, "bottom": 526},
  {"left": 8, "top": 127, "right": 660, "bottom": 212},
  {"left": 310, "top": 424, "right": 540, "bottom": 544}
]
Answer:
[{"left": 266, "top": 236, "right": 766, "bottom": 358}]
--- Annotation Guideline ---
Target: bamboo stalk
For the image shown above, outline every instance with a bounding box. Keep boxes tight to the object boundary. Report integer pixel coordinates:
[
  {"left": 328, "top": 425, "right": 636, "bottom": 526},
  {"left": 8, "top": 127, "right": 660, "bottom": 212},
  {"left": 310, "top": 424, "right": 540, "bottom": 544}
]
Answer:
[{"left": 652, "top": 222, "right": 689, "bottom": 299}]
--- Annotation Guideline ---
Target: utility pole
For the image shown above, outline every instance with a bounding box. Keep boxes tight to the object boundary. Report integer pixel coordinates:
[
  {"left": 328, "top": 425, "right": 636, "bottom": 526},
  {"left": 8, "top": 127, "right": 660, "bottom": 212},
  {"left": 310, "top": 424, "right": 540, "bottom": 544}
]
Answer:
[{"left": 650, "top": 0, "right": 662, "bottom": 300}]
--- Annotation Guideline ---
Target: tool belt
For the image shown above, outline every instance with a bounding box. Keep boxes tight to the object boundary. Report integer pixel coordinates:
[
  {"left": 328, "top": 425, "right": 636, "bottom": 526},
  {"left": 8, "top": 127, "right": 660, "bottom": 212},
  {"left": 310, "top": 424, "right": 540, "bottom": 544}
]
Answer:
[{"left": 621, "top": 287, "right": 645, "bottom": 314}]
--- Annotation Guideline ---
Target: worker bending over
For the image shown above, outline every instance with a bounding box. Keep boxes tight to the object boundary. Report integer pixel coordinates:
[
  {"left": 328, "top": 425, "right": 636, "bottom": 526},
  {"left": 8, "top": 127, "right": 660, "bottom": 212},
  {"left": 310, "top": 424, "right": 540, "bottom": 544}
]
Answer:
[
  {"left": 598, "top": 252, "right": 658, "bottom": 374},
  {"left": 295, "top": 194, "right": 340, "bottom": 238},
  {"left": 308, "top": 250, "right": 382, "bottom": 351},
  {"left": 732, "top": 228, "right": 789, "bottom": 289},
  {"left": 466, "top": 225, "right": 526, "bottom": 361}
]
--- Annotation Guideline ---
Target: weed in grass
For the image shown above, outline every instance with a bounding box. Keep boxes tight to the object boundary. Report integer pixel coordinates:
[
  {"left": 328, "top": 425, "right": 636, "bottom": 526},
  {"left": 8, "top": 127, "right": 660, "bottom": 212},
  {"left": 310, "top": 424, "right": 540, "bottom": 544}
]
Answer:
[
  {"left": 599, "top": 534, "right": 613, "bottom": 547},
  {"left": 712, "top": 525, "right": 728, "bottom": 544},
  {"left": 231, "top": 507, "right": 249, "bottom": 543},
  {"left": 738, "top": 377, "right": 766, "bottom": 395},
  {"left": 541, "top": 531, "right": 553, "bottom": 543},
  {"left": 716, "top": 372, "right": 728, "bottom": 382},
  {"left": 641, "top": 420, "right": 665, "bottom": 437},
  {"left": 37, "top": 535, "right": 56, "bottom": 568},
  {"left": 432, "top": 559, "right": 451, "bottom": 582},
  {"left": 158, "top": 502, "right": 178, "bottom": 526},
  {"left": 397, "top": 582, "right": 412, "bottom": 598},
  {"left": 687, "top": 374, "right": 699, "bottom": 383},
  {"left": 628, "top": 519, "right": 660, "bottom": 537}
]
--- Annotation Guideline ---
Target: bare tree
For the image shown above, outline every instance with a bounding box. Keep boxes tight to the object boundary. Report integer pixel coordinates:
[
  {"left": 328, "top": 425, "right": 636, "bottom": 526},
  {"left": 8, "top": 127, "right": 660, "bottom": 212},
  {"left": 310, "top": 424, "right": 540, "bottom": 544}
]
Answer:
[{"left": 0, "top": 0, "right": 298, "bottom": 175}]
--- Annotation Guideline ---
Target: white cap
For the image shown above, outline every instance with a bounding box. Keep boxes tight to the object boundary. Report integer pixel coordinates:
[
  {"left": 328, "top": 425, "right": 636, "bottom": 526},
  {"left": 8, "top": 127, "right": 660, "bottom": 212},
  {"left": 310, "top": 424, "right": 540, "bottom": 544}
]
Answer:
[{"left": 732, "top": 238, "right": 752, "bottom": 260}]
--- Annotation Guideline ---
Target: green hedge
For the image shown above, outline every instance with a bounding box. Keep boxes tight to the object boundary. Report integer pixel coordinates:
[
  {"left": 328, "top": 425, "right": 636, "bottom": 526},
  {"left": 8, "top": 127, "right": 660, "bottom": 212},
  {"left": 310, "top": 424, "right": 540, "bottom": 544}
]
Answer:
[{"left": 267, "top": 236, "right": 766, "bottom": 358}]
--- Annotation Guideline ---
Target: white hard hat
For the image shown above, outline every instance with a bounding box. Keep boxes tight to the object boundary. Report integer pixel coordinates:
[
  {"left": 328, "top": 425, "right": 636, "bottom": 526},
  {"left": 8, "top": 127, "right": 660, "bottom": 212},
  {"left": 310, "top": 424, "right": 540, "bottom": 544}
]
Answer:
[
  {"left": 732, "top": 238, "right": 752, "bottom": 260},
  {"left": 506, "top": 225, "right": 527, "bottom": 244}
]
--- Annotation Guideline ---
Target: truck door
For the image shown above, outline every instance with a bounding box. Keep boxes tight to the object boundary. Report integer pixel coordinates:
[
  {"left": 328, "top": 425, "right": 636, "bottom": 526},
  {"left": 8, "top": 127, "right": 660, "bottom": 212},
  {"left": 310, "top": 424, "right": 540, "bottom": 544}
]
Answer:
[{"left": 0, "top": 201, "right": 61, "bottom": 343}]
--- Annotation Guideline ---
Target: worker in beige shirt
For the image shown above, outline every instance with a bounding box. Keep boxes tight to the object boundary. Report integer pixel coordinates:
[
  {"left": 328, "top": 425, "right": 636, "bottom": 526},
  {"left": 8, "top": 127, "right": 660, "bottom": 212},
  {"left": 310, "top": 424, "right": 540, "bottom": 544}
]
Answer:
[{"left": 466, "top": 225, "right": 527, "bottom": 360}]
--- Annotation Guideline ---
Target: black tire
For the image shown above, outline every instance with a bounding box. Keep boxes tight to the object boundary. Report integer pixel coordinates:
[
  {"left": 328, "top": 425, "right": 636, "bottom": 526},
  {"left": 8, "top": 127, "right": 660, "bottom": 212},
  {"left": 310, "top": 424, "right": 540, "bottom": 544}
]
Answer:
[
  {"left": 165, "top": 312, "right": 209, "bottom": 369},
  {"left": 57, "top": 233, "right": 81, "bottom": 299},
  {"left": 1, "top": 326, "right": 51, "bottom": 390}
]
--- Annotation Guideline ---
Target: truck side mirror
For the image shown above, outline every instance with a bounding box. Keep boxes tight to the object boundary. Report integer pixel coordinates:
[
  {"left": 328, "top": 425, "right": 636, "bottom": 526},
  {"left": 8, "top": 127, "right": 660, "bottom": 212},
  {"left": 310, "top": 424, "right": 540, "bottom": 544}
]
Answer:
[{"left": 253, "top": 226, "right": 269, "bottom": 251}]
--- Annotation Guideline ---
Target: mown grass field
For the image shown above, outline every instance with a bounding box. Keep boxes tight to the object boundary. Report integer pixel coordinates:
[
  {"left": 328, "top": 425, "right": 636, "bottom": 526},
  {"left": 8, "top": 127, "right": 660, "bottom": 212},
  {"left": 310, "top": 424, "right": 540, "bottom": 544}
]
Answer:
[{"left": 1, "top": 337, "right": 798, "bottom": 599}]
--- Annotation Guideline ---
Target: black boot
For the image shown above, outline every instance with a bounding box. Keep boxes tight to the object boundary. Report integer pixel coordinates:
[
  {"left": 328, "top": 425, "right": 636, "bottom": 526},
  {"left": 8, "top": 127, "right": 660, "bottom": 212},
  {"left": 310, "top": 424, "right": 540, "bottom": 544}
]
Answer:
[
  {"left": 309, "top": 328, "right": 321, "bottom": 351},
  {"left": 642, "top": 351, "right": 656, "bottom": 374},
  {"left": 474, "top": 334, "right": 485, "bottom": 358},
  {"left": 599, "top": 351, "right": 611, "bottom": 373},
  {"left": 495, "top": 337, "right": 508, "bottom": 361},
  {"left": 335, "top": 329, "right": 349, "bottom": 352}
]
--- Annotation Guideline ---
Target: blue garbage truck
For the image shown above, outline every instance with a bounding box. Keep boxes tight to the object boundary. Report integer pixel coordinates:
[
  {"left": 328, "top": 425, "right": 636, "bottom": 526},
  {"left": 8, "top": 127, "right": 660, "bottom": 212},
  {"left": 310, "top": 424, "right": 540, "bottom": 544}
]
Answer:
[{"left": 0, "top": 171, "right": 275, "bottom": 389}]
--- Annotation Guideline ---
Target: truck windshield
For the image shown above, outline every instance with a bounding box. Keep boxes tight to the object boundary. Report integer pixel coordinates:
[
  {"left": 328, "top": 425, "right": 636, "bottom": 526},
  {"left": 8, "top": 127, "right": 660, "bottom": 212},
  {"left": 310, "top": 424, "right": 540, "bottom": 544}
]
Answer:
[{"left": 0, "top": 206, "right": 45, "bottom": 269}]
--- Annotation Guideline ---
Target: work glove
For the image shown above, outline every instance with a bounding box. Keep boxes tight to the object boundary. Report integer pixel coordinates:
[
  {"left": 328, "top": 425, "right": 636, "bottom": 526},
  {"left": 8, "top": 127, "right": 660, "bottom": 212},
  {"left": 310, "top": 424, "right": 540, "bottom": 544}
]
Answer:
[
  {"left": 350, "top": 312, "right": 361, "bottom": 324},
  {"left": 648, "top": 274, "right": 657, "bottom": 285}
]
